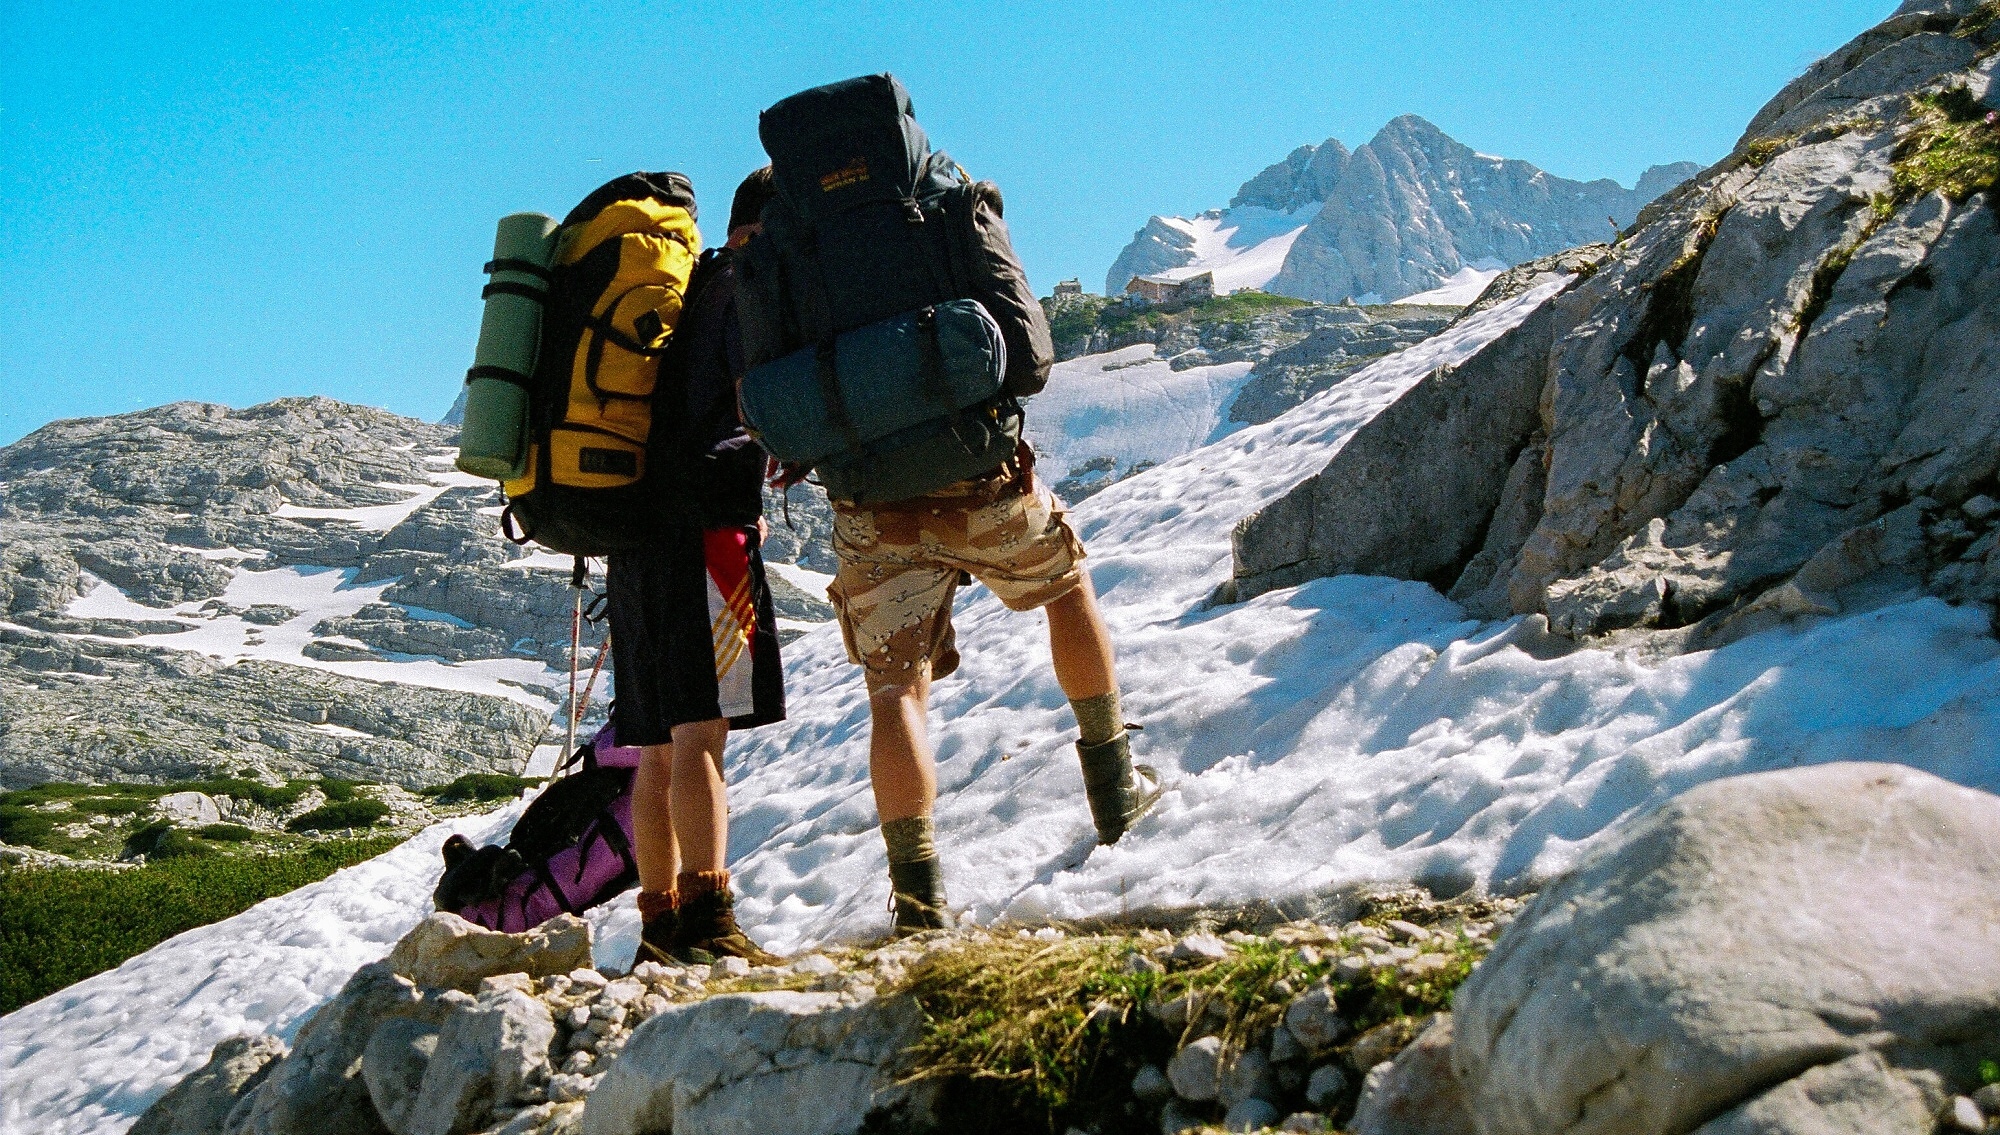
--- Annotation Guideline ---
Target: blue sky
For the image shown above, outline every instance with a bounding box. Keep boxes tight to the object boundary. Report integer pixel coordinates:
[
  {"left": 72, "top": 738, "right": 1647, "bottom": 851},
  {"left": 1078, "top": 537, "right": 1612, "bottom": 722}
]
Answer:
[{"left": 1, "top": 1, "right": 1891, "bottom": 444}]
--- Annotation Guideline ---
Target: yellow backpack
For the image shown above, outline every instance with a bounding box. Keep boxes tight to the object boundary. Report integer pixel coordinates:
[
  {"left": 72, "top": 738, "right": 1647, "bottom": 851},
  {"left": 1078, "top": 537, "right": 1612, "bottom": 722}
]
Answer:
[{"left": 498, "top": 172, "right": 701, "bottom": 555}]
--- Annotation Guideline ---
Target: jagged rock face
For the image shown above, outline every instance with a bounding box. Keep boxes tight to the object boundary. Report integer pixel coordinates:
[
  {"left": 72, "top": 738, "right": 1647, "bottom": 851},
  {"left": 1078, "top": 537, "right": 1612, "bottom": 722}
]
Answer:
[
  {"left": 1233, "top": 8, "right": 2000, "bottom": 646},
  {"left": 1268, "top": 117, "right": 1694, "bottom": 304},
  {"left": 1105, "top": 115, "right": 1697, "bottom": 303},
  {"left": 1226, "top": 304, "right": 1456, "bottom": 426}
]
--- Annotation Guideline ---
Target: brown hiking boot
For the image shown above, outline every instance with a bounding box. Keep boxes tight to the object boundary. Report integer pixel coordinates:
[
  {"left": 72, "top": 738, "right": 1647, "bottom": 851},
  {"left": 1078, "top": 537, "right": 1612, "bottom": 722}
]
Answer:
[
  {"left": 634, "top": 908, "right": 681, "bottom": 968},
  {"left": 1077, "top": 730, "right": 1161, "bottom": 845},
  {"left": 888, "top": 855, "right": 954, "bottom": 936},
  {"left": 675, "top": 881, "right": 781, "bottom": 966}
]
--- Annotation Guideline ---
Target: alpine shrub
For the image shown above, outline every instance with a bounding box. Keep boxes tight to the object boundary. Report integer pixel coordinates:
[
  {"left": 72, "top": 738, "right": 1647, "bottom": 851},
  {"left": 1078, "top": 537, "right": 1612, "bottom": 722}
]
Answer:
[
  {"left": 0, "top": 837, "right": 401, "bottom": 1014},
  {"left": 123, "top": 822, "right": 215, "bottom": 860},
  {"left": 0, "top": 806, "right": 57, "bottom": 850},
  {"left": 287, "top": 799, "right": 389, "bottom": 832},
  {"left": 427, "top": 773, "right": 540, "bottom": 803},
  {"left": 195, "top": 823, "right": 258, "bottom": 842}
]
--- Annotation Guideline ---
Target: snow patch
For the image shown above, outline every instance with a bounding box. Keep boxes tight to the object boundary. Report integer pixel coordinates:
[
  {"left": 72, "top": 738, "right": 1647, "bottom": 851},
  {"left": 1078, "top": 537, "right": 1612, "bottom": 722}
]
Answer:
[
  {"left": 1133, "top": 203, "right": 1322, "bottom": 295},
  {"left": 1393, "top": 264, "right": 1505, "bottom": 306},
  {"left": 1025, "top": 346, "right": 1255, "bottom": 489}
]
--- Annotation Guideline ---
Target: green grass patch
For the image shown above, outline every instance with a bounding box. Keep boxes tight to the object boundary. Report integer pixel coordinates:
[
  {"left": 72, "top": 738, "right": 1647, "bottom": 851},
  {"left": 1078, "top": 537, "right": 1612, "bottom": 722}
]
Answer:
[
  {"left": 287, "top": 799, "right": 390, "bottom": 832},
  {"left": 889, "top": 924, "right": 1481, "bottom": 1133},
  {"left": 424, "top": 773, "right": 541, "bottom": 804},
  {"left": 1893, "top": 88, "right": 2000, "bottom": 203},
  {"left": 195, "top": 823, "right": 258, "bottom": 842},
  {"left": 1186, "top": 289, "right": 1310, "bottom": 321},
  {"left": 0, "top": 836, "right": 401, "bottom": 1014},
  {"left": 70, "top": 797, "right": 148, "bottom": 817}
]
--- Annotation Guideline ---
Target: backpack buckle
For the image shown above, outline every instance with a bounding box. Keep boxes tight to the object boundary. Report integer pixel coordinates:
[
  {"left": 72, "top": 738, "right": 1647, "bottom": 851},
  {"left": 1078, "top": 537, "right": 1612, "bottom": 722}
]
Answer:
[{"left": 900, "top": 197, "right": 925, "bottom": 224}]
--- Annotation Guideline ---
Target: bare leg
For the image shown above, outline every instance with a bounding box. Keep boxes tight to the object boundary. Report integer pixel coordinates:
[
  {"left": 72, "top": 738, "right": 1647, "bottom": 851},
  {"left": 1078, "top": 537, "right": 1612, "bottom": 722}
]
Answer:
[
  {"left": 669, "top": 718, "right": 730, "bottom": 874},
  {"left": 632, "top": 743, "right": 679, "bottom": 893},
  {"left": 868, "top": 673, "right": 936, "bottom": 824},
  {"left": 1045, "top": 576, "right": 1117, "bottom": 701}
]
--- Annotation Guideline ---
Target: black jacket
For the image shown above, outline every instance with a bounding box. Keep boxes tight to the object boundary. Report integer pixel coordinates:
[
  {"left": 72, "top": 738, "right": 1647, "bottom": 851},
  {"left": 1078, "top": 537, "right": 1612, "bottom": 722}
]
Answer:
[{"left": 657, "top": 248, "right": 765, "bottom": 529}]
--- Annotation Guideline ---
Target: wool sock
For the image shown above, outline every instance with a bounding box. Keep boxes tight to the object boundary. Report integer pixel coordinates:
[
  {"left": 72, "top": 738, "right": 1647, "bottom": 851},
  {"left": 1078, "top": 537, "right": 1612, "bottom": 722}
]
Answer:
[
  {"left": 881, "top": 815, "right": 937, "bottom": 865},
  {"left": 636, "top": 888, "right": 679, "bottom": 923},
  {"left": 1071, "top": 690, "right": 1125, "bottom": 746},
  {"left": 677, "top": 870, "right": 730, "bottom": 903}
]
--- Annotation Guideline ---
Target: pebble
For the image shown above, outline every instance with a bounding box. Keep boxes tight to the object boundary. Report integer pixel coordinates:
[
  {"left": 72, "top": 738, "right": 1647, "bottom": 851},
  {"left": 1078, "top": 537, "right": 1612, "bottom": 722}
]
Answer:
[
  {"left": 1977, "top": 1083, "right": 2000, "bottom": 1113},
  {"left": 1279, "top": 1114, "right": 1327, "bottom": 1133},
  {"left": 1170, "top": 933, "right": 1233, "bottom": 962},
  {"left": 1167, "top": 1036, "right": 1224, "bottom": 1101},
  {"left": 1304, "top": 1064, "right": 1348, "bottom": 1109},
  {"left": 629, "top": 961, "right": 670, "bottom": 983},
  {"left": 566, "top": 968, "right": 608, "bottom": 989},
  {"left": 1159, "top": 1097, "right": 1205, "bottom": 1135},
  {"left": 1131, "top": 1063, "right": 1172, "bottom": 1105},
  {"left": 1032, "top": 926, "right": 1065, "bottom": 941},
  {"left": 640, "top": 994, "right": 671, "bottom": 1018},
  {"left": 561, "top": 1050, "right": 594, "bottom": 1075},
  {"left": 546, "top": 1072, "right": 601, "bottom": 1104},
  {"left": 1268, "top": 1023, "right": 1304, "bottom": 1064},
  {"left": 1124, "top": 951, "right": 1166, "bottom": 976},
  {"left": 1222, "top": 1098, "right": 1281, "bottom": 1132},
  {"left": 1295, "top": 944, "right": 1321, "bottom": 966},
  {"left": 1282, "top": 986, "right": 1347, "bottom": 1051},
  {"left": 713, "top": 956, "right": 752, "bottom": 978},
  {"left": 540, "top": 975, "right": 572, "bottom": 998},
  {"left": 1335, "top": 955, "right": 1372, "bottom": 980},
  {"left": 1219, "top": 1049, "right": 1276, "bottom": 1108},
  {"left": 1948, "top": 1096, "right": 1985, "bottom": 1133},
  {"left": 1401, "top": 952, "right": 1452, "bottom": 977},
  {"left": 480, "top": 972, "right": 534, "bottom": 996},
  {"left": 588, "top": 1003, "right": 626, "bottom": 1026},
  {"left": 1383, "top": 919, "right": 1432, "bottom": 943},
  {"left": 791, "top": 954, "right": 839, "bottom": 976},
  {"left": 599, "top": 978, "right": 645, "bottom": 1005},
  {"left": 565, "top": 1005, "right": 591, "bottom": 1029}
]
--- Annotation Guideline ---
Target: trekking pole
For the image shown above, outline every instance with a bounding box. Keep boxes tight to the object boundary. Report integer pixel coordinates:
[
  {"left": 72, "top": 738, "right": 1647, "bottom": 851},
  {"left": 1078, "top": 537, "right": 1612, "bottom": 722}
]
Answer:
[{"left": 566, "top": 556, "right": 586, "bottom": 759}]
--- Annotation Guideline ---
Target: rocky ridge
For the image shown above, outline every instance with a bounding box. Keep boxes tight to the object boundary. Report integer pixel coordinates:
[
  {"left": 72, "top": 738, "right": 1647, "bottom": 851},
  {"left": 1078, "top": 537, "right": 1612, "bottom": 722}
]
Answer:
[
  {"left": 1231, "top": 0, "right": 2000, "bottom": 651},
  {"left": 0, "top": 396, "right": 834, "bottom": 794},
  {"left": 1105, "top": 115, "right": 1697, "bottom": 305},
  {"left": 135, "top": 760, "right": 2000, "bottom": 1135}
]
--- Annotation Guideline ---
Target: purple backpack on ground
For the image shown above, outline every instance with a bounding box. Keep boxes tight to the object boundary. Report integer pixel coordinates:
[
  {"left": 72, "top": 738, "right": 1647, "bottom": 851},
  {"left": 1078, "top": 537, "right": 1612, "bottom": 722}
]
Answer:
[{"left": 432, "top": 725, "right": 642, "bottom": 933}]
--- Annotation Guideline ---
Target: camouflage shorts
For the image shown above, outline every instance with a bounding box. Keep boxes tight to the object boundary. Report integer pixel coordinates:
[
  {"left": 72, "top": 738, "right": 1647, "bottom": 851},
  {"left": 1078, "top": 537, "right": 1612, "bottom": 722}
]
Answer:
[{"left": 828, "top": 469, "right": 1086, "bottom": 692}]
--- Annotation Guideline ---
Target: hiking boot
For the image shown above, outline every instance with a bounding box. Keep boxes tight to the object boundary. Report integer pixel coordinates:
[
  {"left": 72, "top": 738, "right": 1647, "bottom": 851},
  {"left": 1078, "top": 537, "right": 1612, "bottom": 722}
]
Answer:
[
  {"left": 1077, "top": 730, "right": 1162, "bottom": 845},
  {"left": 888, "top": 855, "right": 954, "bottom": 936},
  {"left": 634, "top": 907, "right": 682, "bottom": 968},
  {"left": 674, "top": 886, "right": 781, "bottom": 966}
]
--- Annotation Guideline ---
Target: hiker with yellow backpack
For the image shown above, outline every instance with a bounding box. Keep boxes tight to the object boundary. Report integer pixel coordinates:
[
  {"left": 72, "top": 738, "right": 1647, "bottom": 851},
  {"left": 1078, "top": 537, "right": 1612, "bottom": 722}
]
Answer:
[{"left": 456, "top": 169, "right": 787, "bottom": 964}]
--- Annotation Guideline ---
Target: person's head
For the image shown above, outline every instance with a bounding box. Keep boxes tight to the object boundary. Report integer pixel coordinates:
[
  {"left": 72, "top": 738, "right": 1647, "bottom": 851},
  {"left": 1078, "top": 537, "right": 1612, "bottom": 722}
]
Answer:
[{"left": 726, "top": 166, "right": 775, "bottom": 249}]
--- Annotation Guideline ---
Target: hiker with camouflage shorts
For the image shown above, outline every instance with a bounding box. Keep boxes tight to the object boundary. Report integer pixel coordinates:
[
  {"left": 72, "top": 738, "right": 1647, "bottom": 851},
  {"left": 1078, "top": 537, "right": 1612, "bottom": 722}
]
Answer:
[{"left": 734, "top": 75, "right": 1158, "bottom": 936}]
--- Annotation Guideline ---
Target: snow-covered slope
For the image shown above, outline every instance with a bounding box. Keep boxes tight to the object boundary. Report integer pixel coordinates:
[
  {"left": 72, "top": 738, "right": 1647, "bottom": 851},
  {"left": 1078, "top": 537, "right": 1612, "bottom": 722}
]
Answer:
[
  {"left": 10, "top": 276, "right": 2000, "bottom": 1132},
  {"left": 1103, "top": 203, "right": 1322, "bottom": 296},
  {"left": 1023, "top": 346, "right": 1256, "bottom": 492}
]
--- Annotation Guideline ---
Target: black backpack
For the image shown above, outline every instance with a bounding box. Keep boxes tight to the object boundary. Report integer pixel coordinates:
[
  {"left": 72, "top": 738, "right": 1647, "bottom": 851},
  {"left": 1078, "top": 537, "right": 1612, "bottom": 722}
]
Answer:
[{"left": 735, "top": 73, "right": 1055, "bottom": 506}]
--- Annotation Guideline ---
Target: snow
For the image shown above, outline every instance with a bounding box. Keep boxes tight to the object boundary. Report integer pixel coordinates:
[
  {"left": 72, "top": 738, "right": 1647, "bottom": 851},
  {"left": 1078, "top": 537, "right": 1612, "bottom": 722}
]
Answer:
[
  {"left": 273, "top": 468, "right": 488, "bottom": 533},
  {"left": 1024, "top": 346, "right": 1255, "bottom": 485},
  {"left": 62, "top": 565, "right": 559, "bottom": 711},
  {"left": 767, "top": 561, "right": 834, "bottom": 597},
  {"left": 1136, "top": 203, "right": 1321, "bottom": 295},
  {"left": 1392, "top": 263, "right": 1505, "bottom": 306},
  {"left": 11, "top": 274, "right": 2000, "bottom": 1132}
]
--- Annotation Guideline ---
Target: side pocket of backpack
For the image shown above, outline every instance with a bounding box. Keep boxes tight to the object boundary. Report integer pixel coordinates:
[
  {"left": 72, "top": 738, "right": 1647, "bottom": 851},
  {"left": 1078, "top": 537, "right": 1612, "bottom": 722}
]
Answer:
[{"left": 950, "top": 182, "right": 1054, "bottom": 398}]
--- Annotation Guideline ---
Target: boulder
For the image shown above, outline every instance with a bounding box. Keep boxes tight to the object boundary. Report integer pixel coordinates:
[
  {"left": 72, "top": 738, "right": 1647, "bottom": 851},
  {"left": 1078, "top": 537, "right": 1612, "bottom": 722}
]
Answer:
[
  {"left": 581, "top": 991, "right": 934, "bottom": 1135},
  {"left": 405, "top": 989, "right": 556, "bottom": 1135},
  {"left": 154, "top": 791, "right": 223, "bottom": 825},
  {"left": 1452, "top": 762, "right": 2000, "bottom": 1135},
  {"left": 223, "top": 963, "right": 427, "bottom": 1135},
  {"left": 132, "top": 1035, "right": 288, "bottom": 1135},
  {"left": 383, "top": 912, "right": 592, "bottom": 993},
  {"left": 361, "top": 1017, "right": 441, "bottom": 1135}
]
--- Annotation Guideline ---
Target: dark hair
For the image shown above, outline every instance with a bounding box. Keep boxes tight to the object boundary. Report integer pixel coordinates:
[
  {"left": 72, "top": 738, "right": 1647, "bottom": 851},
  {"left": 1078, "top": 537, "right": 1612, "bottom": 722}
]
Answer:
[{"left": 728, "top": 166, "right": 776, "bottom": 234}]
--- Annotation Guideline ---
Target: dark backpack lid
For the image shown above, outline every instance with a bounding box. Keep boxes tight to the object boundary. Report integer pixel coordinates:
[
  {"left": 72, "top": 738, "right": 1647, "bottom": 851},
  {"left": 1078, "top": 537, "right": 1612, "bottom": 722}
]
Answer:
[
  {"left": 564, "top": 171, "right": 697, "bottom": 227},
  {"left": 758, "top": 73, "right": 934, "bottom": 221}
]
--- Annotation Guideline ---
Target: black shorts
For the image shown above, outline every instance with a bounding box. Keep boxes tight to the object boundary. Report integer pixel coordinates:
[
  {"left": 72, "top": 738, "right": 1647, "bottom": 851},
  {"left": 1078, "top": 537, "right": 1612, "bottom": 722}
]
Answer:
[{"left": 607, "top": 524, "right": 785, "bottom": 745}]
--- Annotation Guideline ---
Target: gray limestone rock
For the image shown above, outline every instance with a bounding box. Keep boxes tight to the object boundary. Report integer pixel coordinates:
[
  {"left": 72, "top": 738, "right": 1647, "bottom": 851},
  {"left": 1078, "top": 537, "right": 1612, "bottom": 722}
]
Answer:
[
  {"left": 1167, "top": 1036, "right": 1226, "bottom": 1102},
  {"left": 581, "top": 990, "right": 935, "bottom": 1135},
  {"left": 361, "top": 1017, "right": 440, "bottom": 1135},
  {"left": 1450, "top": 762, "right": 2000, "bottom": 1135},
  {"left": 1230, "top": 6, "right": 2000, "bottom": 642},
  {"left": 1348, "top": 1015, "right": 1472, "bottom": 1135},
  {"left": 407, "top": 989, "right": 556, "bottom": 1135},
  {"left": 132, "top": 1035, "right": 289, "bottom": 1135},
  {"left": 383, "top": 913, "right": 594, "bottom": 993},
  {"left": 223, "top": 963, "right": 430, "bottom": 1135}
]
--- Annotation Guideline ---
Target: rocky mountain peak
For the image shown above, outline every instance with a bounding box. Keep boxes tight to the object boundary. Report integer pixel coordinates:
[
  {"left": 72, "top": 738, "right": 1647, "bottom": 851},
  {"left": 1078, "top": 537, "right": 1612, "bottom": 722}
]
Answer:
[{"left": 1112, "top": 117, "right": 1698, "bottom": 304}]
